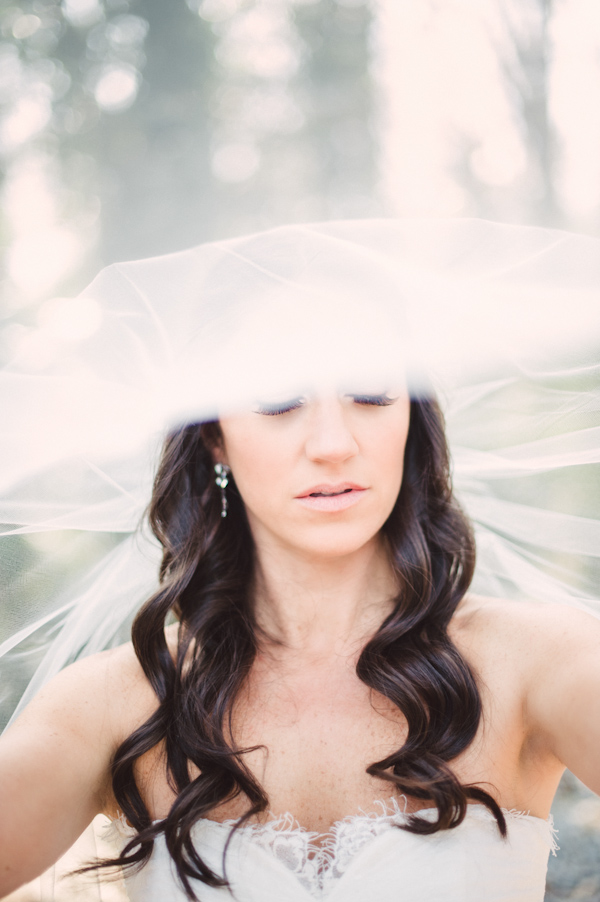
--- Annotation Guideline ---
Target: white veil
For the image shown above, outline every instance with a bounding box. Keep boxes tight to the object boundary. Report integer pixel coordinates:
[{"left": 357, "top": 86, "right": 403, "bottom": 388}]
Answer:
[{"left": 1, "top": 217, "right": 599, "bottom": 729}]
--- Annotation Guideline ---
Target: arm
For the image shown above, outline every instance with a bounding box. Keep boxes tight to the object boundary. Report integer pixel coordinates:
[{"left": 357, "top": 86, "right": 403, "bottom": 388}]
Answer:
[
  {"left": 0, "top": 643, "right": 157, "bottom": 898},
  {"left": 525, "top": 604, "right": 600, "bottom": 795}
]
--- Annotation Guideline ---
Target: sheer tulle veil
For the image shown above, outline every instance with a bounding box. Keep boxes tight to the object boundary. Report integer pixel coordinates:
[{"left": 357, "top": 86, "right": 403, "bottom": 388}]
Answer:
[{"left": 1, "top": 217, "right": 599, "bottom": 729}]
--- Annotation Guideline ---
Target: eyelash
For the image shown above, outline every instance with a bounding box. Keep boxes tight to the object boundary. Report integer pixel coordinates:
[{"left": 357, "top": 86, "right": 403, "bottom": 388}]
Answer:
[
  {"left": 351, "top": 394, "right": 396, "bottom": 407},
  {"left": 255, "top": 395, "right": 396, "bottom": 416},
  {"left": 255, "top": 398, "right": 305, "bottom": 416}
]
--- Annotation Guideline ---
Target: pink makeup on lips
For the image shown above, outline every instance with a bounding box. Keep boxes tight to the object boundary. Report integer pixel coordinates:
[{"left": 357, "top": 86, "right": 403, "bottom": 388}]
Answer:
[{"left": 294, "top": 483, "right": 367, "bottom": 512}]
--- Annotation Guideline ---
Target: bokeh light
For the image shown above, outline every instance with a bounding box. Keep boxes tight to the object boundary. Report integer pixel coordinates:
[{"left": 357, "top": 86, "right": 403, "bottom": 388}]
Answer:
[
  {"left": 92, "top": 64, "right": 140, "bottom": 112},
  {"left": 7, "top": 228, "right": 83, "bottom": 299},
  {"left": 61, "top": 0, "right": 103, "bottom": 28},
  {"left": 211, "top": 141, "right": 261, "bottom": 182},
  {"left": 0, "top": 92, "right": 52, "bottom": 150}
]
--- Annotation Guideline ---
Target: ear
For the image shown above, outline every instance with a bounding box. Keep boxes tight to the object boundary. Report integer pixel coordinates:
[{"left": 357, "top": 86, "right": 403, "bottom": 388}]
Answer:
[
  {"left": 212, "top": 450, "right": 229, "bottom": 469},
  {"left": 200, "top": 422, "right": 229, "bottom": 468}
]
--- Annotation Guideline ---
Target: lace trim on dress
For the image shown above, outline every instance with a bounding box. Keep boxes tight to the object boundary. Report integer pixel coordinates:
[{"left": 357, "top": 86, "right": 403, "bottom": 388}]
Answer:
[
  {"left": 104, "top": 797, "right": 559, "bottom": 898},
  {"left": 221, "top": 799, "right": 407, "bottom": 897}
]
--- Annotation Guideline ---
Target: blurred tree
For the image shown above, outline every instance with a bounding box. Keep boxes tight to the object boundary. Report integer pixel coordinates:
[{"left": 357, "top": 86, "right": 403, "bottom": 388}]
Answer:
[
  {"left": 42, "top": 0, "right": 219, "bottom": 262},
  {"left": 0, "top": 0, "right": 380, "bottom": 284},
  {"left": 196, "top": 0, "right": 380, "bottom": 237},
  {"left": 448, "top": 0, "right": 563, "bottom": 228},
  {"left": 292, "top": 0, "right": 379, "bottom": 219},
  {"left": 0, "top": 0, "right": 381, "bottom": 728},
  {"left": 87, "top": 1, "right": 219, "bottom": 261},
  {"left": 498, "top": 0, "right": 561, "bottom": 226}
]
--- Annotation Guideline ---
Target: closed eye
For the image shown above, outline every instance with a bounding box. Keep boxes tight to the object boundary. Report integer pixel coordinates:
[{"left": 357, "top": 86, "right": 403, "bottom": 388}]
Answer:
[
  {"left": 254, "top": 397, "right": 306, "bottom": 416},
  {"left": 348, "top": 394, "right": 397, "bottom": 407}
]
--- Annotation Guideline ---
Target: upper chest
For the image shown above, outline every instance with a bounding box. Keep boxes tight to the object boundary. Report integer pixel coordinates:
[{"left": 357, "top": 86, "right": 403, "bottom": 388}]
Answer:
[
  {"left": 231, "top": 637, "right": 525, "bottom": 789},
  {"left": 230, "top": 656, "right": 406, "bottom": 788},
  {"left": 127, "top": 622, "right": 537, "bottom": 829}
]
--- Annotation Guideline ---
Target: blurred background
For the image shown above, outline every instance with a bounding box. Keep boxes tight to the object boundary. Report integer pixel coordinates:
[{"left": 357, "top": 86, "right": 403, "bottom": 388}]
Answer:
[
  {"left": 1, "top": 0, "right": 599, "bottom": 315},
  {"left": 1, "top": 0, "right": 599, "bottom": 899}
]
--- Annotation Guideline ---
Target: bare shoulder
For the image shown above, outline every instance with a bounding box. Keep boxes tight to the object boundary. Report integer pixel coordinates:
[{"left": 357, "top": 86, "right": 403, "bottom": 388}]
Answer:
[
  {"left": 456, "top": 597, "right": 600, "bottom": 788},
  {"left": 454, "top": 592, "right": 600, "bottom": 646},
  {"left": 0, "top": 636, "right": 165, "bottom": 893},
  {"left": 10, "top": 640, "right": 155, "bottom": 755},
  {"left": 0, "top": 627, "right": 183, "bottom": 892},
  {"left": 80, "top": 619, "right": 181, "bottom": 737},
  {"left": 12, "top": 621, "right": 182, "bottom": 753},
  {"left": 452, "top": 593, "right": 600, "bottom": 686}
]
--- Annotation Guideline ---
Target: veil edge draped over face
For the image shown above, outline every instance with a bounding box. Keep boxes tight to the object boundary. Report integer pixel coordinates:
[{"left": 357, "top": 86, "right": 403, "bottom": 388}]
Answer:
[{"left": 1, "top": 217, "right": 599, "bottom": 729}]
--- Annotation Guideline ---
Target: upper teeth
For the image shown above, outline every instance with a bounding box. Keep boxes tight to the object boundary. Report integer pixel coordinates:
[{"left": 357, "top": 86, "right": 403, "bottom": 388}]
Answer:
[{"left": 311, "top": 489, "right": 351, "bottom": 496}]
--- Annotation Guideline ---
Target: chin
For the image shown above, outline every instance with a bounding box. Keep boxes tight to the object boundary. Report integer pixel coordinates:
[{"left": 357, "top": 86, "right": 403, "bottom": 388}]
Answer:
[{"left": 283, "top": 523, "right": 383, "bottom": 560}]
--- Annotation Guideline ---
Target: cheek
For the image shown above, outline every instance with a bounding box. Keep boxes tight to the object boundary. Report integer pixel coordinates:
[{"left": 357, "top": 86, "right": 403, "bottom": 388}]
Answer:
[
  {"left": 381, "top": 449, "right": 405, "bottom": 499},
  {"left": 386, "top": 422, "right": 409, "bottom": 472},
  {"left": 370, "top": 420, "right": 410, "bottom": 506},
  {"left": 221, "top": 421, "right": 292, "bottom": 513}
]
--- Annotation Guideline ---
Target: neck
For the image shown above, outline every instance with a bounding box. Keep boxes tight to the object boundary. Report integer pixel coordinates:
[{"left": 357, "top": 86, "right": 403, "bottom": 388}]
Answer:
[{"left": 251, "top": 536, "right": 398, "bottom": 663}]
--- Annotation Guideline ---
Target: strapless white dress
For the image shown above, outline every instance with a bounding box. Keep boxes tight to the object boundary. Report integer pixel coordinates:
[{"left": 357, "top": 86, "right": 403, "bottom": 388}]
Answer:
[{"left": 105, "top": 799, "right": 558, "bottom": 902}]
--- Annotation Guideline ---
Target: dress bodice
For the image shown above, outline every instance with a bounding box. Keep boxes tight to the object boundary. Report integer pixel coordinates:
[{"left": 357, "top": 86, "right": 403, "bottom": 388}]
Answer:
[{"left": 105, "top": 799, "right": 558, "bottom": 902}]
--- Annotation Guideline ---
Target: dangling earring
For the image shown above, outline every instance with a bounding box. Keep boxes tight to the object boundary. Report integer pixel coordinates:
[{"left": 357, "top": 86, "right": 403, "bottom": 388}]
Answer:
[{"left": 214, "top": 463, "right": 231, "bottom": 518}]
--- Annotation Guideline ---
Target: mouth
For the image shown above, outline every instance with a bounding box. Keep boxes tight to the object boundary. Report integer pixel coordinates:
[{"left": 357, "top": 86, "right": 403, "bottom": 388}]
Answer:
[
  {"left": 309, "top": 488, "right": 354, "bottom": 497},
  {"left": 297, "top": 483, "right": 366, "bottom": 499},
  {"left": 295, "top": 484, "right": 367, "bottom": 512}
]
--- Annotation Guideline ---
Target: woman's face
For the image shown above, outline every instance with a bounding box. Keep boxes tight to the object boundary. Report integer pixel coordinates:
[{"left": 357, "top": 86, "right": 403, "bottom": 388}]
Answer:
[{"left": 217, "top": 391, "right": 411, "bottom": 560}]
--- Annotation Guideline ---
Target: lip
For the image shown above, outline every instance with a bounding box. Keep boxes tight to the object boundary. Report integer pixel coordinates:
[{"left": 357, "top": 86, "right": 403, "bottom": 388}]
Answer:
[{"left": 295, "top": 483, "right": 368, "bottom": 512}]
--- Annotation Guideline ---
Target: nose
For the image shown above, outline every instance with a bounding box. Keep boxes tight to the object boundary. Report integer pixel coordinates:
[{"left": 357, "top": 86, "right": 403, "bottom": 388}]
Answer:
[{"left": 304, "top": 397, "right": 359, "bottom": 463}]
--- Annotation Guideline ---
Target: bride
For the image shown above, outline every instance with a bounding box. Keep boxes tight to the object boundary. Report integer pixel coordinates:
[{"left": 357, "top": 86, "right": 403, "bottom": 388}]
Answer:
[{"left": 0, "top": 219, "right": 599, "bottom": 901}]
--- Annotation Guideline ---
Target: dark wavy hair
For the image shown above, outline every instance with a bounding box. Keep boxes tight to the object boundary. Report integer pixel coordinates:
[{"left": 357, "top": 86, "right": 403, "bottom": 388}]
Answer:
[{"left": 92, "top": 397, "right": 506, "bottom": 899}]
